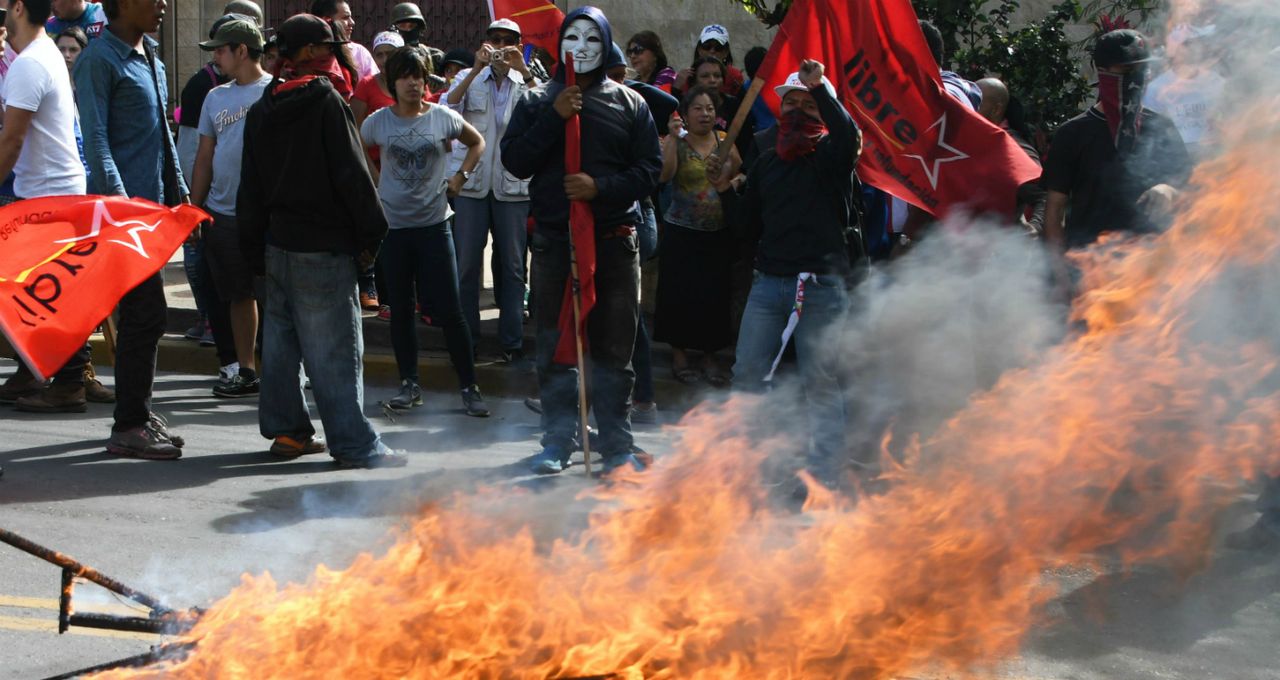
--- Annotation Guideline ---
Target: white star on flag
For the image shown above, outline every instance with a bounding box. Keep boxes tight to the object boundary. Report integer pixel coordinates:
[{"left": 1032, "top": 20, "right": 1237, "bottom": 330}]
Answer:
[
  {"left": 52, "top": 200, "right": 164, "bottom": 259},
  {"left": 904, "top": 114, "right": 970, "bottom": 190}
]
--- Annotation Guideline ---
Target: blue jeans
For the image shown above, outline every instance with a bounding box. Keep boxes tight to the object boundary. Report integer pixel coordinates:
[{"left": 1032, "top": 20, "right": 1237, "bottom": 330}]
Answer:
[
  {"left": 259, "top": 246, "right": 384, "bottom": 462},
  {"left": 733, "top": 271, "right": 849, "bottom": 480},
  {"left": 1259, "top": 476, "right": 1280, "bottom": 537},
  {"left": 452, "top": 195, "right": 530, "bottom": 351},
  {"left": 531, "top": 228, "right": 639, "bottom": 456},
  {"left": 381, "top": 223, "right": 477, "bottom": 388},
  {"left": 631, "top": 196, "right": 658, "bottom": 404}
]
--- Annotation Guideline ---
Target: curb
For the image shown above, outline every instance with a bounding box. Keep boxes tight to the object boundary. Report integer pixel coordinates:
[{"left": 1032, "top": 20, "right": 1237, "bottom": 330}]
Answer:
[{"left": 88, "top": 335, "right": 716, "bottom": 412}]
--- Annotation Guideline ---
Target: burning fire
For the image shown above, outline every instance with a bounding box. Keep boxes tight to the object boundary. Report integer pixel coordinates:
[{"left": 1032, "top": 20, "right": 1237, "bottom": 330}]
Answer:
[{"left": 97, "top": 105, "right": 1280, "bottom": 680}]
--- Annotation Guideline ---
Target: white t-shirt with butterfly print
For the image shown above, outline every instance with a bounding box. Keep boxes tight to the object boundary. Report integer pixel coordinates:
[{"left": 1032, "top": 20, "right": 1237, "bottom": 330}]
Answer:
[{"left": 360, "top": 103, "right": 465, "bottom": 229}]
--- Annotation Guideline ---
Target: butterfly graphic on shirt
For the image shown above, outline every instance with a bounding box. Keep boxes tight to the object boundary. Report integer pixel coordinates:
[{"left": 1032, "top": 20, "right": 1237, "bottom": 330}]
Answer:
[{"left": 386, "top": 129, "right": 440, "bottom": 185}]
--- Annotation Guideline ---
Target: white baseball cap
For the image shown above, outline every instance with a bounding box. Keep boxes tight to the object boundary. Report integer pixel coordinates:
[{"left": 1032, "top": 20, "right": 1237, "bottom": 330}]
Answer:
[
  {"left": 699, "top": 24, "right": 729, "bottom": 45},
  {"left": 773, "top": 71, "right": 807, "bottom": 98},
  {"left": 371, "top": 31, "right": 404, "bottom": 51},
  {"left": 774, "top": 71, "right": 833, "bottom": 99},
  {"left": 488, "top": 18, "right": 522, "bottom": 37}
]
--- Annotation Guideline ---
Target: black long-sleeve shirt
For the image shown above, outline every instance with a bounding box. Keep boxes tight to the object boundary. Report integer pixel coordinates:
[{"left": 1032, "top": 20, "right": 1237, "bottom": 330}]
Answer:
[
  {"left": 238, "top": 77, "right": 387, "bottom": 272},
  {"left": 500, "top": 77, "right": 662, "bottom": 230},
  {"left": 739, "top": 83, "right": 860, "bottom": 276}
]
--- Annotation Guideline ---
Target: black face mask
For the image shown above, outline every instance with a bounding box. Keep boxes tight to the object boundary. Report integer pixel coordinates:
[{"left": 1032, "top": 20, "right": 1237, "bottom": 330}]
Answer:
[{"left": 397, "top": 26, "right": 423, "bottom": 47}]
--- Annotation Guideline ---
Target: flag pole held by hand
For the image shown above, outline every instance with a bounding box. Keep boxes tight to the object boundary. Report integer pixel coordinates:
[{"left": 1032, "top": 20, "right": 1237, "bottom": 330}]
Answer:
[
  {"left": 716, "top": 76, "right": 766, "bottom": 158},
  {"left": 564, "top": 52, "right": 593, "bottom": 476}
]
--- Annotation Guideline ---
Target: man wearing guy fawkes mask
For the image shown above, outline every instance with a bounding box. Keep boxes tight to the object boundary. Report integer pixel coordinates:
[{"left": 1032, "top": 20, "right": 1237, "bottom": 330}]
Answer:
[
  {"left": 500, "top": 7, "right": 662, "bottom": 476},
  {"left": 1042, "top": 29, "right": 1192, "bottom": 290}
]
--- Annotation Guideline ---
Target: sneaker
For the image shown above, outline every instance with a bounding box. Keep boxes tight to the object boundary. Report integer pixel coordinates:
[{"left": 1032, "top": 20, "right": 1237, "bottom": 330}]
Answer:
[
  {"left": 15, "top": 383, "right": 88, "bottom": 413},
  {"left": 217, "top": 362, "right": 240, "bottom": 386},
  {"left": 1224, "top": 520, "right": 1280, "bottom": 552},
  {"left": 501, "top": 348, "right": 524, "bottom": 363},
  {"left": 146, "top": 412, "right": 185, "bottom": 448},
  {"left": 83, "top": 364, "right": 115, "bottom": 403},
  {"left": 183, "top": 319, "right": 206, "bottom": 341},
  {"left": 335, "top": 450, "right": 409, "bottom": 469},
  {"left": 461, "top": 385, "right": 490, "bottom": 417},
  {"left": 630, "top": 401, "right": 658, "bottom": 424},
  {"left": 359, "top": 291, "right": 380, "bottom": 311},
  {"left": 269, "top": 435, "right": 328, "bottom": 459},
  {"left": 376, "top": 305, "right": 391, "bottom": 322},
  {"left": 106, "top": 421, "right": 182, "bottom": 460},
  {"left": 529, "top": 444, "right": 569, "bottom": 475},
  {"left": 387, "top": 380, "right": 423, "bottom": 410},
  {"left": 198, "top": 322, "right": 215, "bottom": 347},
  {"left": 0, "top": 364, "right": 44, "bottom": 403},
  {"left": 213, "top": 374, "right": 260, "bottom": 398},
  {"left": 523, "top": 397, "right": 542, "bottom": 414},
  {"left": 601, "top": 450, "right": 651, "bottom": 475}
]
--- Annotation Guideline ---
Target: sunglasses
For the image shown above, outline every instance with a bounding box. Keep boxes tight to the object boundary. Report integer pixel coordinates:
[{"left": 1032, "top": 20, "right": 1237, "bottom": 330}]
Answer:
[
  {"left": 487, "top": 34, "right": 520, "bottom": 47},
  {"left": 700, "top": 41, "right": 727, "bottom": 52},
  {"left": 627, "top": 45, "right": 648, "bottom": 55}
]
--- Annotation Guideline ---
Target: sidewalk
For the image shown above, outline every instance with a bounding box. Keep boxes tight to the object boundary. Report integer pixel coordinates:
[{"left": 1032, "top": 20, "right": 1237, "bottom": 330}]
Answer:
[{"left": 89, "top": 254, "right": 715, "bottom": 410}]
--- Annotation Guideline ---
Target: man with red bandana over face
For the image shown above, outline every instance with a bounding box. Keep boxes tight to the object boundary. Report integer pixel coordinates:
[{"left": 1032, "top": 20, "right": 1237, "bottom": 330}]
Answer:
[
  {"left": 732, "top": 60, "right": 861, "bottom": 492},
  {"left": 500, "top": 6, "right": 662, "bottom": 476},
  {"left": 1041, "top": 29, "right": 1192, "bottom": 296},
  {"left": 237, "top": 14, "right": 403, "bottom": 469}
]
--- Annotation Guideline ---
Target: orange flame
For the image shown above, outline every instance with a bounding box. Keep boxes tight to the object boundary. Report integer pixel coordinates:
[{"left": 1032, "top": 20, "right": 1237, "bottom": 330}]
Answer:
[{"left": 98, "top": 101, "right": 1280, "bottom": 679}]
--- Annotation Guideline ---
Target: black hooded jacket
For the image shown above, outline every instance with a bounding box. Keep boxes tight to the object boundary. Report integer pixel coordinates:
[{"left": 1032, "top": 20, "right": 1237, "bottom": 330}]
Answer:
[
  {"left": 237, "top": 76, "right": 387, "bottom": 272},
  {"left": 739, "top": 83, "right": 860, "bottom": 276},
  {"left": 499, "top": 7, "right": 661, "bottom": 231}
]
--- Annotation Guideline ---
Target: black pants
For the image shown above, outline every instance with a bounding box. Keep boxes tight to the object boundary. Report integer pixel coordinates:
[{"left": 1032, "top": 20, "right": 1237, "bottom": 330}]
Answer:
[
  {"left": 380, "top": 223, "right": 476, "bottom": 388},
  {"left": 51, "top": 343, "right": 91, "bottom": 385},
  {"left": 112, "top": 271, "right": 166, "bottom": 430},
  {"left": 531, "top": 227, "right": 639, "bottom": 455}
]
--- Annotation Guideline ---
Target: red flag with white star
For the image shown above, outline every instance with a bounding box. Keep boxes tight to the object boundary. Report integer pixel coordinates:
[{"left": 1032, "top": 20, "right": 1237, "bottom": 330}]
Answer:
[
  {"left": 0, "top": 196, "right": 207, "bottom": 379},
  {"left": 756, "top": 0, "right": 1042, "bottom": 216}
]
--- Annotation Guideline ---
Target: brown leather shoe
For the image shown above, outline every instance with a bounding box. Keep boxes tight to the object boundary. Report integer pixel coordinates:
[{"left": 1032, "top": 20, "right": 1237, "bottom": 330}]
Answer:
[
  {"left": 15, "top": 383, "right": 88, "bottom": 413},
  {"left": 0, "top": 364, "right": 44, "bottom": 403},
  {"left": 83, "top": 363, "right": 116, "bottom": 403}
]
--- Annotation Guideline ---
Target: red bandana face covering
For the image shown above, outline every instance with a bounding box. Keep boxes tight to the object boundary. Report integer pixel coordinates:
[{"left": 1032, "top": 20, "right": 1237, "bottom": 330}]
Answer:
[
  {"left": 776, "top": 109, "right": 827, "bottom": 162},
  {"left": 1097, "top": 69, "right": 1148, "bottom": 153},
  {"left": 275, "top": 53, "right": 355, "bottom": 100}
]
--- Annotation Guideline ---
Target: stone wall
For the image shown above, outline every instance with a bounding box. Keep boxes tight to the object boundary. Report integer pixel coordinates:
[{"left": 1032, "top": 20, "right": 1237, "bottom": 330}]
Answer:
[{"left": 160, "top": 0, "right": 232, "bottom": 99}]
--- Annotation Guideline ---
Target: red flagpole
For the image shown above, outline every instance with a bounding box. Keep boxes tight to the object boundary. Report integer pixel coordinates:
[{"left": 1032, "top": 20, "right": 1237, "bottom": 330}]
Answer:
[{"left": 564, "top": 53, "right": 593, "bottom": 476}]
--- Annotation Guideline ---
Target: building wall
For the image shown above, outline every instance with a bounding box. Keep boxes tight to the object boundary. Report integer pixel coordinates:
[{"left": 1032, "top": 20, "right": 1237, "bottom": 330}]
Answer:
[
  {"left": 562, "top": 0, "right": 776, "bottom": 69},
  {"left": 161, "top": 0, "right": 229, "bottom": 100}
]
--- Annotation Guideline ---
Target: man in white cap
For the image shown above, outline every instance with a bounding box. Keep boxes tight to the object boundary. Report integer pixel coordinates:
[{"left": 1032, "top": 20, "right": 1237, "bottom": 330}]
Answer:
[
  {"left": 733, "top": 59, "right": 861, "bottom": 495},
  {"left": 446, "top": 17, "right": 539, "bottom": 362}
]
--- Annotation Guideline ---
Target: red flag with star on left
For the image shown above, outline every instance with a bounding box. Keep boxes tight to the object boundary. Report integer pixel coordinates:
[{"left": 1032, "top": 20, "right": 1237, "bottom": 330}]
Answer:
[
  {"left": 756, "top": 0, "right": 1042, "bottom": 217},
  {"left": 0, "top": 196, "right": 207, "bottom": 380}
]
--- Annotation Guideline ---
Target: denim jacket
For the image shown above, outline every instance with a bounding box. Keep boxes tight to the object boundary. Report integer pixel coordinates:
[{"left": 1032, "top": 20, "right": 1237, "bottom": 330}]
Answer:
[{"left": 73, "top": 29, "right": 186, "bottom": 202}]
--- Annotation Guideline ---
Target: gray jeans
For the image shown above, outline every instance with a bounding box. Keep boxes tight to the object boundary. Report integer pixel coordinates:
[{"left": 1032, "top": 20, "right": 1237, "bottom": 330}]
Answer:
[{"left": 452, "top": 195, "right": 530, "bottom": 351}]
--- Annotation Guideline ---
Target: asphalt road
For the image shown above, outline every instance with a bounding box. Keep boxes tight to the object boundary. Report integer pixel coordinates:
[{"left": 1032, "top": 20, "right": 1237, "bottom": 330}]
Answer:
[{"left": 0, "top": 364, "right": 1276, "bottom": 679}]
